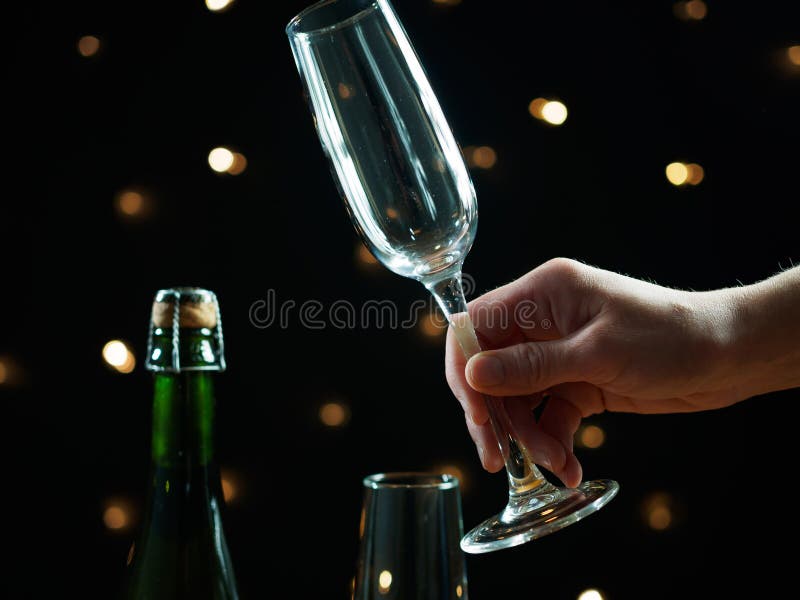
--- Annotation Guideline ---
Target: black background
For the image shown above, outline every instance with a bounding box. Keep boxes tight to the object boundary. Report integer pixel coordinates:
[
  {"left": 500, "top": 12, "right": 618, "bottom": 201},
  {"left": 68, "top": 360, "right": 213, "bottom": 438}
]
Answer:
[{"left": 2, "top": 1, "right": 800, "bottom": 598}]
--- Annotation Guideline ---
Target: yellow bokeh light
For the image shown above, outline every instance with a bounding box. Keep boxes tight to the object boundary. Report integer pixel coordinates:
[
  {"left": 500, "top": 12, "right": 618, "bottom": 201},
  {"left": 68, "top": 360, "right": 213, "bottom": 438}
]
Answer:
[
  {"left": 471, "top": 146, "right": 497, "bottom": 169},
  {"left": 643, "top": 492, "right": 675, "bottom": 531},
  {"left": 541, "top": 101, "right": 568, "bottom": 125},
  {"left": 356, "top": 243, "right": 379, "bottom": 266},
  {"left": 117, "top": 190, "right": 144, "bottom": 216},
  {"left": 102, "top": 340, "right": 136, "bottom": 374},
  {"left": 577, "top": 589, "right": 605, "bottom": 600},
  {"left": 227, "top": 152, "right": 247, "bottom": 175},
  {"left": 435, "top": 464, "right": 467, "bottom": 491},
  {"left": 77, "top": 35, "right": 100, "bottom": 58},
  {"left": 685, "top": 163, "right": 704, "bottom": 185},
  {"left": 378, "top": 570, "right": 392, "bottom": 594},
  {"left": 208, "top": 147, "right": 235, "bottom": 173},
  {"left": 0, "top": 361, "right": 7, "bottom": 384},
  {"left": 674, "top": 0, "right": 707, "bottom": 20},
  {"left": 789, "top": 46, "right": 800, "bottom": 66},
  {"left": 320, "top": 402, "right": 350, "bottom": 427},
  {"left": 222, "top": 478, "right": 235, "bottom": 502},
  {"left": 103, "top": 505, "right": 128, "bottom": 530},
  {"left": 579, "top": 424, "right": 606, "bottom": 449},
  {"left": 338, "top": 82, "right": 354, "bottom": 99},
  {"left": 206, "top": 0, "right": 234, "bottom": 12},
  {"left": 648, "top": 505, "right": 672, "bottom": 530},
  {"left": 685, "top": 0, "right": 707, "bottom": 20},
  {"left": 665, "top": 162, "right": 689, "bottom": 186},
  {"left": 528, "top": 97, "right": 548, "bottom": 119},
  {"left": 456, "top": 584, "right": 463, "bottom": 598},
  {"left": 420, "top": 312, "right": 448, "bottom": 338}
]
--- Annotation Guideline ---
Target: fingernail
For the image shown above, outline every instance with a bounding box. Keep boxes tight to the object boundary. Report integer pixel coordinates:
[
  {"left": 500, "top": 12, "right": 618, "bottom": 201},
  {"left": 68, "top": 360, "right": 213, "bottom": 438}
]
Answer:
[{"left": 468, "top": 353, "right": 505, "bottom": 387}]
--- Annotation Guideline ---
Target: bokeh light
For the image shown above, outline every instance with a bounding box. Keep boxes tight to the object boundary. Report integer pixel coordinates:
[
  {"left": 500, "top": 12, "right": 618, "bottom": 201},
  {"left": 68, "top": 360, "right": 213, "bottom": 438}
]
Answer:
[
  {"left": 102, "top": 340, "right": 136, "bottom": 374},
  {"left": 319, "top": 401, "right": 351, "bottom": 427},
  {"left": 577, "top": 589, "right": 605, "bottom": 600},
  {"left": 221, "top": 469, "right": 239, "bottom": 503},
  {"left": 789, "top": 46, "right": 800, "bottom": 66},
  {"left": 541, "top": 101, "right": 568, "bottom": 125},
  {"left": 378, "top": 570, "right": 393, "bottom": 594},
  {"left": 685, "top": 163, "right": 705, "bottom": 185},
  {"left": 0, "top": 360, "right": 7, "bottom": 384},
  {"left": 665, "top": 162, "right": 689, "bottom": 185},
  {"left": 116, "top": 190, "right": 145, "bottom": 217},
  {"left": 206, "top": 0, "right": 235, "bottom": 12},
  {"left": 77, "top": 35, "right": 100, "bottom": 58},
  {"left": 435, "top": 464, "right": 467, "bottom": 491},
  {"left": 456, "top": 584, "right": 463, "bottom": 598},
  {"left": 356, "top": 243, "right": 379, "bottom": 266},
  {"left": 674, "top": 0, "right": 707, "bottom": 21},
  {"left": 463, "top": 145, "right": 497, "bottom": 169},
  {"left": 432, "top": 0, "right": 462, "bottom": 6},
  {"left": 577, "top": 424, "right": 606, "bottom": 449},
  {"left": 338, "top": 82, "right": 354, "bottom": 99},
  {"left": 208, "top": 147, "right": 235, "bottom": 173},
  {"left": 528, "top": 97, "right": 548, "bottom": 119},
  {"left": 103, "top": 504, "right": 129, "bottom": 530},
  {"left": 420, "top": 311, "right": 447, "bottom": 338},
  {"left": 227, "top": 152, "right": 247, "bottom": 175},
  {"left": 642, "top": 492, "right": 676, "bottom": 531}
]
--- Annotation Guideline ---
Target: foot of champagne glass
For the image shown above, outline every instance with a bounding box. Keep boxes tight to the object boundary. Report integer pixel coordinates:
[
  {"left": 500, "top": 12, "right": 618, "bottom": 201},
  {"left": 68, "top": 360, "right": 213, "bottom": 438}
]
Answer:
[{"left": 423, "top": 269, "right": 619, "bottom": 554}]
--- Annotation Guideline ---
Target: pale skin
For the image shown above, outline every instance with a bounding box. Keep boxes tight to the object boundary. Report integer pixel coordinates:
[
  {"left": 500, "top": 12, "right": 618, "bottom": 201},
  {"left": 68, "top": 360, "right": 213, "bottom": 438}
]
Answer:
[{"left": 445, "top": 258, "right": 800, "bottom": 488}]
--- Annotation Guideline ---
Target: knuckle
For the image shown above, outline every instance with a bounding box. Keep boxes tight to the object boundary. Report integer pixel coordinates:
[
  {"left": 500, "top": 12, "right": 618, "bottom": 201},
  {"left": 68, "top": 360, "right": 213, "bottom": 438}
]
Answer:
[{"left": 519, "top": 342, "right": 546, "bottom": 389}]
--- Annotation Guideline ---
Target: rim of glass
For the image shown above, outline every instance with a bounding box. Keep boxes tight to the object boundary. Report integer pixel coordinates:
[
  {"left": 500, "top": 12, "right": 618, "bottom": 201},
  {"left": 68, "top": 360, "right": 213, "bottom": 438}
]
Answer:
[
  {"left": 286, "top": 0, "right": 380, "bottom": 37},
  {"left": 364, "top": 472, "right": 459, "bottom": 490}
]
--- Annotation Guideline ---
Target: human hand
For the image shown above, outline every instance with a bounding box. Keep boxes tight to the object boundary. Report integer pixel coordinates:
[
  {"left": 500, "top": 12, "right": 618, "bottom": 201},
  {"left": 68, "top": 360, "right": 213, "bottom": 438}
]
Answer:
[{"left": 445, "top": 258, "right": 751, "bottom": 487}]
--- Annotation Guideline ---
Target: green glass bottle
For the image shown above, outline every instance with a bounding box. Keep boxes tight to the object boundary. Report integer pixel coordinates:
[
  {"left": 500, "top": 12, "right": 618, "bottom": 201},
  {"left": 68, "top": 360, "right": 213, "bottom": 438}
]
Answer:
[{"left": 124, "top": 287, "right": 239, "bottom": 599}]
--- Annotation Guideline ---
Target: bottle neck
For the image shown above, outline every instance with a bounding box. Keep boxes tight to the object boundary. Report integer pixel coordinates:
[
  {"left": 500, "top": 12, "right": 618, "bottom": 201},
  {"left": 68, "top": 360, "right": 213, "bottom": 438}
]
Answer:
[{"left": 151, "top": 371, "right": 217, "bottom": 470}]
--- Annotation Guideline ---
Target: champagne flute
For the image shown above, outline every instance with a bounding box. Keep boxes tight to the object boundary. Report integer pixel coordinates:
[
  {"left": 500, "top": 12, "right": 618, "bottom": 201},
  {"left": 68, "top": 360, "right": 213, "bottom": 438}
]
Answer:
[{"left": 287, "top": 0, "right": 618, "bottom": 553}]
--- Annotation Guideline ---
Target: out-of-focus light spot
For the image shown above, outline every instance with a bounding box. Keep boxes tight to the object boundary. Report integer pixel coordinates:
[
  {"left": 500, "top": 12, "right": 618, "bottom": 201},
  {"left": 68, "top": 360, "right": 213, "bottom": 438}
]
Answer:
[
  {"left": 378, "top": 570, "right": 392, "bottom": 594},
  {"left": 642, "top": 492, "right": 675, "bottom": 531},
  {"left": 126, "top": 542, "right": 136, "bottom": 565},
  {"left": 578, "top": 424, "right": 606, "bottom": 449},
  {"left": 359, "top": 507, "right": 366, "bottom": 539},
  {"left": 227, "top": 152, "right": 247, "bottom": 175},
  {"left": 103, "top": 505, "right": 129, "bottom": 530},
  {"left": 356, "top": 243, "right": 378, "bottom": 266},
  {"left": 221, "top": 469, "right": 239, "bottom": 503},
  {"left": 433, "top": 0, "right": 462, "bottom": 6},
  {"left": 685, "top": 163, "right": 704, "bottom": 185},
  {"left": 528, "top": 97, "right": 548, "bottom": 119},
  {"left": 319, "top": 401, "right": 350, "bottom": 427},
  {"left": 338, "top": 82, "right": 354, "bottom": 99},
  {"left": 435, "top": 464, "right": 466, "bottom": 491},
  {"left": 420, "top": 312, "right": 447, "bottom": 338},
  {"left": 78, "top": 35, "right": 100, "bottom": 57},
  {"left": 0, "top": 361, "right": 7, "bottom": 384},
  {"left": 386, "top": 207, "right": 399, "bottom": 219},
  {"left": 471, "top": 146, "right": 497, "bottom": 169},
  {"left": 456, "top": 584, "right": 463, "bottom": 598},
  {"left": 674, "top": 0, "right": 707, "bottom": 21},
  {"left": 577, "top": 589, "right": 605, "bottom": 600},
  {"left": 541, "top": 101, "right": 568, "bottom": 125},
  {"left": 117, "top": 190, "right": 145, "bottom": 217},
  {"left": 206, "top": 0, "right": 234, "bottom": 12},
  {"left": 649, "top": 505, "right": 672, "bottom": 530},
  {"left": 665, "top": 162, "right": 689, "bottom": 186},
  {"left": 789, "top": 46, "right": 800, "bottom": 66},
  {"left": 208, "top": 147, "right": 235, "bottom": 173},
  {"left": 102, "top": 340, "right": 136, "bottom": 374},
  {"left": 350, "top": 577, "right": 356, "bottom": 600}
]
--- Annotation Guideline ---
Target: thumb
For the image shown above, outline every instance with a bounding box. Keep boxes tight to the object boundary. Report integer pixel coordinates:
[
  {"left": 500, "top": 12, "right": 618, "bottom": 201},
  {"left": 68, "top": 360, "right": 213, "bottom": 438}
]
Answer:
[{"left": 465, "top": 339, "right": 588, "bottom": 396}]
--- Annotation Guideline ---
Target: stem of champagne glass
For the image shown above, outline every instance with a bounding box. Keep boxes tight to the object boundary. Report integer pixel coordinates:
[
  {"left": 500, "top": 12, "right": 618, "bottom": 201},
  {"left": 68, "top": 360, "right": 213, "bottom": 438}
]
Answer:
[{"left": 423, "top": 270, "right": 552, "bottom": 498}]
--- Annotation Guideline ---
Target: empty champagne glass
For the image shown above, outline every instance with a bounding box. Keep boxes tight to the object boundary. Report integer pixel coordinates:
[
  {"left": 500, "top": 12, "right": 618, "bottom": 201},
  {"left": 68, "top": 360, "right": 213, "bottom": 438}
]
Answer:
[
  {"left": 356, "top": 473, "right": 468, "bottom": 599},
  {"left": 287, "top": 0, "right": 618, "bottom": 553}
]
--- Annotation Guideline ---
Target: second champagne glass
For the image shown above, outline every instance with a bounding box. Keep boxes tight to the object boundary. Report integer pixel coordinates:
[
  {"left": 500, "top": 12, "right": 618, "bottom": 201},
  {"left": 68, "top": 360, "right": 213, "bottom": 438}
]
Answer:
[{"left": 287, "top": 0, "right": 618, "bottom": 553}]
